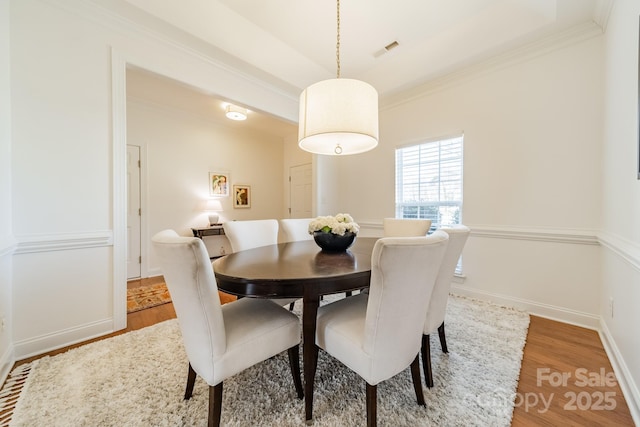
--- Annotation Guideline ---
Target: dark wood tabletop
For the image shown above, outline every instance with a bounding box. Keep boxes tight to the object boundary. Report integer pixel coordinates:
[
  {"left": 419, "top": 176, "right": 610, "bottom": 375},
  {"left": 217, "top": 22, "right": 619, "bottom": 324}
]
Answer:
[
  {"left": 212, "top": 237, "right": 377, "bottom": 421},
  {"left": 212, "top": 237, "right": 376, "bottom": 297}
]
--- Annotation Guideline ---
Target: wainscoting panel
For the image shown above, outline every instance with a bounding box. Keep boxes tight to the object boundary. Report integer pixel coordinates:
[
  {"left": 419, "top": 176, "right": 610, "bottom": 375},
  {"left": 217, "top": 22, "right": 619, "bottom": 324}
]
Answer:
[{"left": 12, "top": 318, "right": 114, "bottom": 360}]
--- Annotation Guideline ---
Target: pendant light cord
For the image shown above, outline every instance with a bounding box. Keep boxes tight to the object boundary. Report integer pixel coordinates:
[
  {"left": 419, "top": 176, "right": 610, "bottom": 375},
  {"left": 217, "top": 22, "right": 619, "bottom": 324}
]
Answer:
[{"left": 336, "top": 0, "right": 341, "bottom": 78}]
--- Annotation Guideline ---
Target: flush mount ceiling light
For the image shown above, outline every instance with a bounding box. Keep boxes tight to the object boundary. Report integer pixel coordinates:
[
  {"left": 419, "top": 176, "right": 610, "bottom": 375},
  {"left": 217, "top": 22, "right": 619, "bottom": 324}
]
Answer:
[
  {"left": 225, "top": 104, "right": 247, "bottom": 121},
  {"left": 298, "top": 0, "right": 378, "bottom": 156}
]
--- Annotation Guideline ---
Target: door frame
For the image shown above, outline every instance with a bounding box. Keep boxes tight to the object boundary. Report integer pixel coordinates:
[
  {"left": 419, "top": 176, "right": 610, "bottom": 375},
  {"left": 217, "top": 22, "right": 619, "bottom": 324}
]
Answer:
[
  {"left": 126, "top": 144, "right": 148, "bottom": 280},
  {"left": 289, "top": 162, "right": 312, "bottom": 218}
]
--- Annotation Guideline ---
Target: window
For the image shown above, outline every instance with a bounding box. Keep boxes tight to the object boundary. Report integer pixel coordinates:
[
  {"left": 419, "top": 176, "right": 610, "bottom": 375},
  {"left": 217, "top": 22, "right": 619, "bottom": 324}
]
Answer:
[{"left": 395, "top": 135, "right": 463, "bottom": 230}]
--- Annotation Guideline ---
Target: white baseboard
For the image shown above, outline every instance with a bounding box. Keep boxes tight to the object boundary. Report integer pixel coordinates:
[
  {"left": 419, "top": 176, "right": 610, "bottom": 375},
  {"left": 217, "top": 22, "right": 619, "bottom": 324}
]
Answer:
[
  {"left": 146, "top": 267, "right": 163, "bottom": 278},
  {"left": 13, "top": 318, "right": 114, "bottom": 361},
  {"left": 450, "top": 284, "right": 601, "bottom": 329},
  {"left": 0, "top": 344, "right": 15, "bottom": 387},
  {"left": 599, "top": 318, "right": 640, "bottom": 426},
  {"left": 450, "top": 284, "right": 639, "bottom": 424}
]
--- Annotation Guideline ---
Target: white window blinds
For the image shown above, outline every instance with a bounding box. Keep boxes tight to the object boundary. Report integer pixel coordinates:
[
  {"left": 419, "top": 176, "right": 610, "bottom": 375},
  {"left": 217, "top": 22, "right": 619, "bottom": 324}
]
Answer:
[{"left": 395, "top": 135, "right": 463, "bottom": 230}]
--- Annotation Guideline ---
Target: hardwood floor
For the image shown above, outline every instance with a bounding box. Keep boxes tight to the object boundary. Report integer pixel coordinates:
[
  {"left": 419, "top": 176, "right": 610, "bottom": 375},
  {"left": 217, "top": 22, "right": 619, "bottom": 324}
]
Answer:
[
  {"left": 512, "top": 316, "right": 634, "bottom": 426},
  {"left": 4, "top": 289, "right": 636, "bottom": 426}
]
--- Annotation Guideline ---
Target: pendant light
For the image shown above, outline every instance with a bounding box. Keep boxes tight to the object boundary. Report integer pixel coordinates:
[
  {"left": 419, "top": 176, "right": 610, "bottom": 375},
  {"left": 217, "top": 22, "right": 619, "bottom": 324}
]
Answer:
[{"left": 298, "top": 0, "right": 379, "bottom": 155}]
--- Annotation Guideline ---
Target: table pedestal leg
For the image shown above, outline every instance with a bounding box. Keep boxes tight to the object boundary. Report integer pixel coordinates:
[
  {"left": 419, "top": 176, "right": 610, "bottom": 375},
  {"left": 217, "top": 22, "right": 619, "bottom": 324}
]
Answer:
[{"left": 303, "top": 294, "right": 320, "bottom": 423}]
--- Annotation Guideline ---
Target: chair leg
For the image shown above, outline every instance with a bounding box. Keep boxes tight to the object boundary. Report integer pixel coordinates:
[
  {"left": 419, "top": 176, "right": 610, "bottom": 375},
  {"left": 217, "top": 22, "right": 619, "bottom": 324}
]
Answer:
[
  {"left": 366, "top": 382, "right": 377, "bottom": 427},
  {"left": 421, "top": 334, "right": 434, "bottom": 388},
  {"left": 287, "top": 344, "right": 304, "bottom": 399},
  {"left": 438, "top": 322, "right": 448, "bottom": 353},
  {"left": 208, "top": 383, "right": 223, "bottom": 427},
  {"left": 410, "top": 355, "right": 426, "bottom": 406},
  {"left": 184, "top": 363, "right": 197, "bottom": 400}
]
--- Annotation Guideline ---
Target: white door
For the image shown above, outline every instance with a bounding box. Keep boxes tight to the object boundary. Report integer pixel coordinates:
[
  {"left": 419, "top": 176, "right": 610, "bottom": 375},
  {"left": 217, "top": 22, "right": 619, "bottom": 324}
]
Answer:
[
  {"left": 290, "top": 163, "right": 312, "bottom": 218},
  {"left": 127, "top": 145, "right": 142, "bottom": 279}
]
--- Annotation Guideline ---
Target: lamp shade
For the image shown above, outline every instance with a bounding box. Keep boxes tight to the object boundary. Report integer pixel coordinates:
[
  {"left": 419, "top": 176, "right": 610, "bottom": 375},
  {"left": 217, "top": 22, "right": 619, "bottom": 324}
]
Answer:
[
  {"left": 204, "top": 199, "right": 223, "bottom": 212},
  {"left": 298, "top": 78, "right": 379, "bottom": 155}
]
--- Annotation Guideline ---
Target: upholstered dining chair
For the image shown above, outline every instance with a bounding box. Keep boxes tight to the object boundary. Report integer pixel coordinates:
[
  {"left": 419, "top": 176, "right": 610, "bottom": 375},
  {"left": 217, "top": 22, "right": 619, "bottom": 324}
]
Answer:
[
  {"left": 151, "top": 230, "right": 303, "bottom": 427},
  {"left": 371, "top": 217, "right": 434, "bottom": 298},
  {"left": 223, "top": 219, "right": 279, "bottom": 252},
  {"left": 421, "top": 225, "right": 470, "bottom": 388},
  {"left": 280, "top": 217, "right": 351, "bottom": 301},
  {"left": 223, "top": 219, "right": 297, "bottom": 309},
  {"left": 383, "top": 218, "right": 432, "bottom": 237},
  {"left": 314, "top": 232, "right": 449, "bottom": 427},
  {"left": 279, "top": 218, "right": 314, "bottom": 243}
]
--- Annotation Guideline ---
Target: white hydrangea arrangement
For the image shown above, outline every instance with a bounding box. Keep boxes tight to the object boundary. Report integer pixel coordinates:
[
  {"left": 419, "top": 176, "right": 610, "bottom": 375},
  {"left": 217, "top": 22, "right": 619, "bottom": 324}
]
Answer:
[{"left": 308, "top": 213, "right": 360, "bottom": 236}]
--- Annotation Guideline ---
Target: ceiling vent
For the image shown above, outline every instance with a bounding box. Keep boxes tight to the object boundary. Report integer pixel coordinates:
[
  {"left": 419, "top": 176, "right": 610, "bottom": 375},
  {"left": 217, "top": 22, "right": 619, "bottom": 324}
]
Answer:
[{"left": 373, "top": 40, "right": 400, "bottom": 58}]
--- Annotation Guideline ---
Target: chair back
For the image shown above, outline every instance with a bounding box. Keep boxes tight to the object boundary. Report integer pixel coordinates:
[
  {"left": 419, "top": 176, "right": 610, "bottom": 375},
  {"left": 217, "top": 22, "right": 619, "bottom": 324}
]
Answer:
[
  {"left": 223, "top": 219, "right": 278, "bottom": 252},
  {"left": 383, "top": 218, "right": 432, "bottom": 237},
  {"left": 280, "top": 218, "right": 314, "bottom": 242},
  {"left": 364, "top": 231, "right": 449, "bottom": 381},
  {"left": 151, "top": 230, "right": 225, "bottom": 383},
  {"left": 424, "top": 225, "right": 471, "bottom": 333}
]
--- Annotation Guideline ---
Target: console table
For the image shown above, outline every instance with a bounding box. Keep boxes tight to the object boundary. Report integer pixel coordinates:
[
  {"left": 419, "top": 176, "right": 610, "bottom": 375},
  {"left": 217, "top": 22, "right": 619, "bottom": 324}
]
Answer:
[{"left": 191, "top": 225, "right": 225, "bottom": 239}]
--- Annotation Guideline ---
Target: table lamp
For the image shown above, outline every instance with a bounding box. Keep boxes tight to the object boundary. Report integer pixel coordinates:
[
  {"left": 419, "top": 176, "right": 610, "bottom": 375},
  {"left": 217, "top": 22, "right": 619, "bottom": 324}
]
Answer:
[{"left": 204, "top": 199, "right": 223, "bottom": 226}]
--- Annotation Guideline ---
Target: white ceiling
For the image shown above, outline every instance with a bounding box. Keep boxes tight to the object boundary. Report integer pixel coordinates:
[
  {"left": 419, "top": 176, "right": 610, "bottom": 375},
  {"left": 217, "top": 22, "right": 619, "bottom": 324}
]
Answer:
[
  {"left": 121, "top": 0, "right": 609, "bottom": 137},
  {"left": 127, "top": 67, "right": 299, "bottom": 138}
]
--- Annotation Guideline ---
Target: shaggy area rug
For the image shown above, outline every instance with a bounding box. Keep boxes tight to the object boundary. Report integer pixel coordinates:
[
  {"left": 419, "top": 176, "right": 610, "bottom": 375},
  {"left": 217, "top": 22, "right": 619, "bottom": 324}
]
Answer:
[
  {"left": 8, "top": 295, "right": 529, "bottom": 426},
  {"left": 126, "top": 282, "right": 172, "bottom": 313}
]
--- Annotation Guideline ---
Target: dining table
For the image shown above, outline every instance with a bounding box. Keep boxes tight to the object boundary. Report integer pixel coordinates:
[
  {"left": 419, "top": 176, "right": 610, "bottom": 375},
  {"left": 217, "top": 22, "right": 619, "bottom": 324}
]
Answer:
[{"left": 212, "top": 237, "right": 377, "bottom": 422}]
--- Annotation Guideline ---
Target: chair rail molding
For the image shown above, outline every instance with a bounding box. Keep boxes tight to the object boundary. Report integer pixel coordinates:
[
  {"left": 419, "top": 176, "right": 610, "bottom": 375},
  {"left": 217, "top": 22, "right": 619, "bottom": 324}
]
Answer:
[
  {"left": 468, "top": 224, "right": 599, "bottom": 245},
  {"left": 13, "top": 230, "right": 113, "bottom": 254},
  {"left": 0, "top": 235, "right": 17, "bottom": 258},
  {"left": 359, "top": 222, "right": 600, "bottom": 246},
  {"left": 597, "top": 231, "right": 640, "bottom": 272}
]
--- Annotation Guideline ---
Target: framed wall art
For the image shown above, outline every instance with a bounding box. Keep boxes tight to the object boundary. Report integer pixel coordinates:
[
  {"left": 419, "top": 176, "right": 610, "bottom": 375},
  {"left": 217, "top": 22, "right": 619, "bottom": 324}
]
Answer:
[
  {"left": 233, "top": 185, "right": 251, "bottom": 208},
  {"left": 209, "top": 172, "right": 230, "bottom": 197}
]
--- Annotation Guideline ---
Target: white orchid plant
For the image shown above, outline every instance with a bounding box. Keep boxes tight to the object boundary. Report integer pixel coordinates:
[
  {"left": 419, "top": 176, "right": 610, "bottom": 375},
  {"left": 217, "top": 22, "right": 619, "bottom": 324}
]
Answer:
[{"left": 308, "top": 213, "right": 360, "bottom": 236}]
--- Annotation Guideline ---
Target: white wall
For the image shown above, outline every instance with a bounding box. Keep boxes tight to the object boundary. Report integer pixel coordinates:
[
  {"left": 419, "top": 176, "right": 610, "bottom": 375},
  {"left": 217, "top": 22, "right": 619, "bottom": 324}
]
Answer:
[
  {"left": 336, "top": 33, "right": 605, "bottom": 325},
  {"left": 600, "top": 0, "right": 640, "bottom": 420},
  {"left": 127, "top": 96, "right": 286, "bottom": 273},
  {"left": 5, "top": 0, "right": 639, "bottom": 417},
  {"left": 8, "top": 0, "right": 299, "bottom": 359},
  {"left": 10, "top": 0, "right": 117, "bottom": 357},
  {"left": 0, "top": 0, "right": 15, "bottom": 382}
]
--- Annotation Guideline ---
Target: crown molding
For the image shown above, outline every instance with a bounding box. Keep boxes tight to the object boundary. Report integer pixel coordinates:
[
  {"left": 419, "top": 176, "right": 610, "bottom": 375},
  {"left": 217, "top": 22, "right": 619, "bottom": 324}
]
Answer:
[
  {"left": 380, "top": 20, "right": 605, "bottom": 110},
  {"left": 594, "top": 0, "right": 614, "bottom": 33},
  {"left": 39, "top": 0, "right": 299, "bottom": 103}
]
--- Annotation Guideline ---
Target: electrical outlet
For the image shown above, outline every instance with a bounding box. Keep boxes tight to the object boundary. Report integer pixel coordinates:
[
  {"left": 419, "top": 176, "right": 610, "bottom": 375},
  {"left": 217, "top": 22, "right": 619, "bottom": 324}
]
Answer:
[
  {"left": 1, "top": 317, "right": 5, "bottom": 332},
  {"left": 609, "top": 297, "right": 614, "bottom": 318},
  {"left": 220, "top": 246, "right": 226, "bottom": 256}
]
